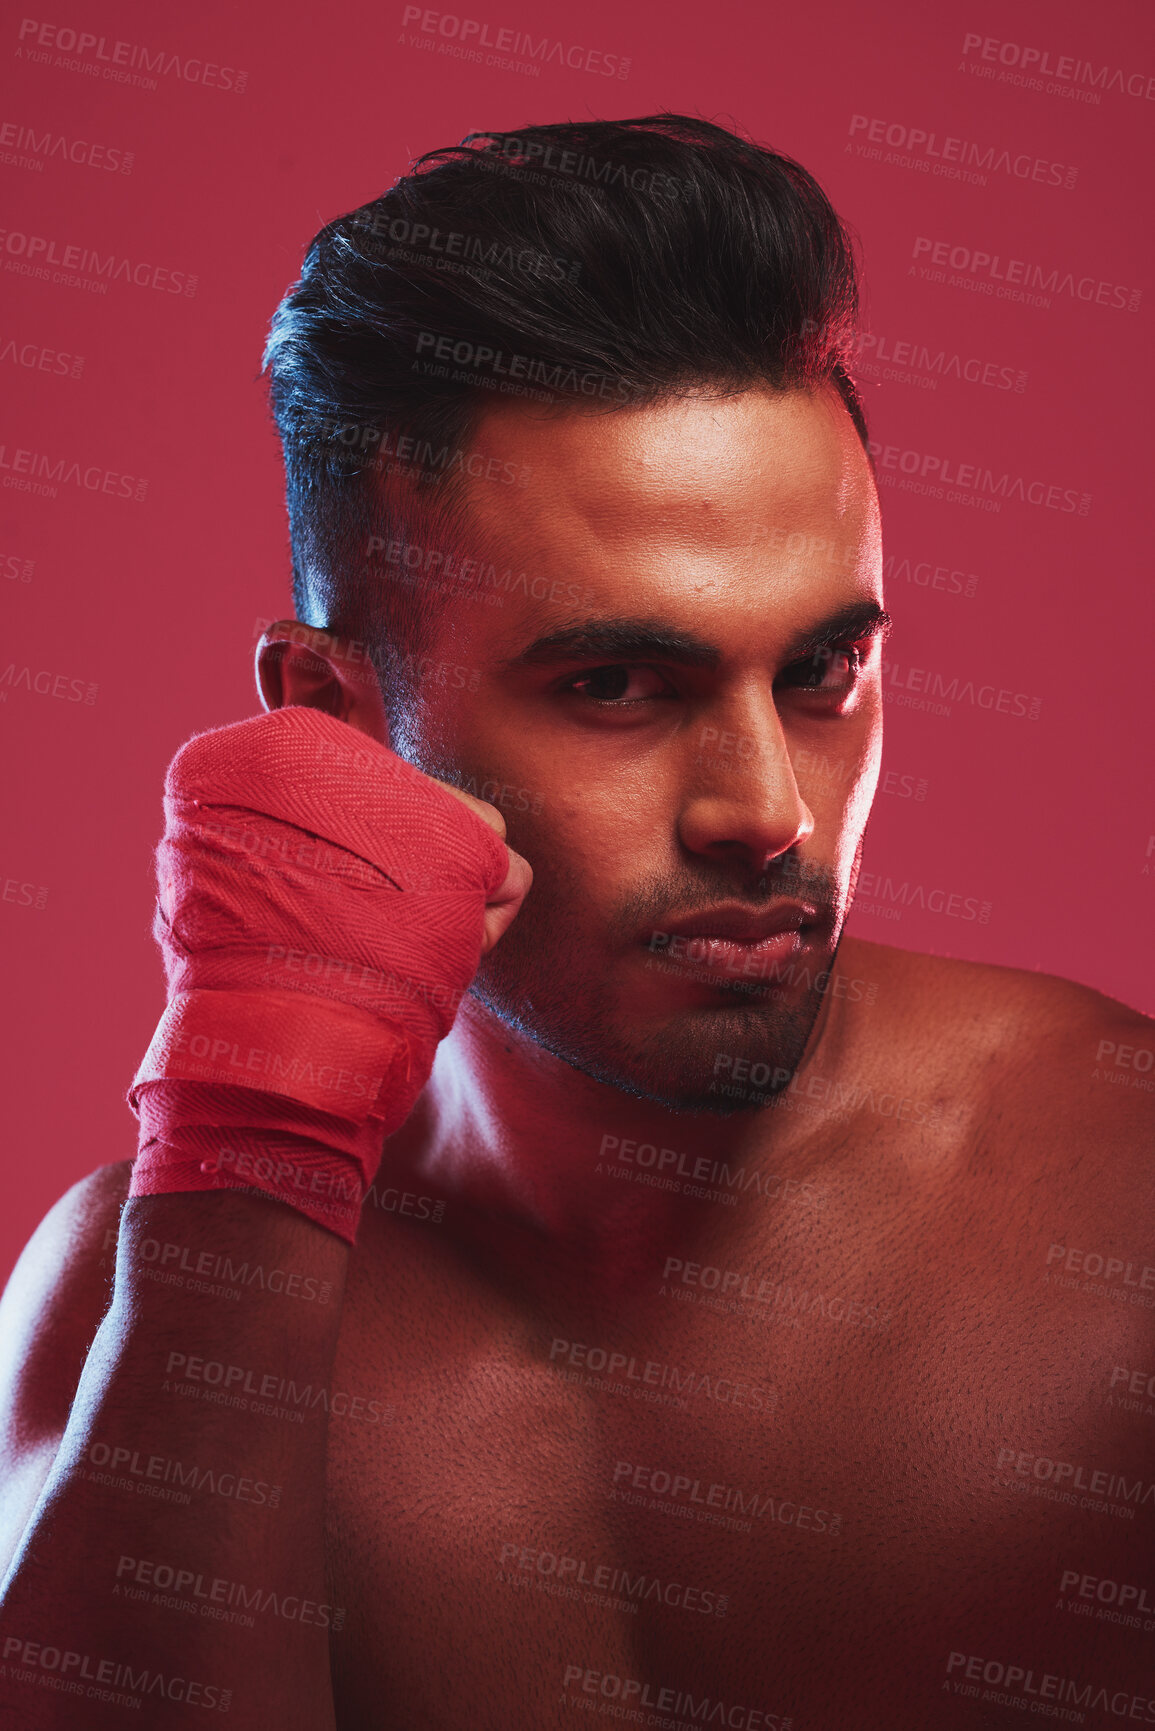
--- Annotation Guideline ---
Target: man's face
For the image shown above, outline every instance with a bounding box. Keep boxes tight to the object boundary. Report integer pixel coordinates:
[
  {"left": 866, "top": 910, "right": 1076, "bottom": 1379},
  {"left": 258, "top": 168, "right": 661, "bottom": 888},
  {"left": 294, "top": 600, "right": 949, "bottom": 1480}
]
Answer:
[{"left": 390, "top": 386, "right": 884, "bottom": 1112}]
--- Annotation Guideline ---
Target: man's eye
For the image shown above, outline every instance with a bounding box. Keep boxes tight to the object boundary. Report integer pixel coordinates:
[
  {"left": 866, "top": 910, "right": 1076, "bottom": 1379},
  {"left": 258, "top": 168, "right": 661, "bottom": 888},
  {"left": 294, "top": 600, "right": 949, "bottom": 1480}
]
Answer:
[
  {"left": 563, "top": 665, "right": 674, "bottom": 703},
  {"left": 779, "top": 643, "right": 863, "bottom": 692}
]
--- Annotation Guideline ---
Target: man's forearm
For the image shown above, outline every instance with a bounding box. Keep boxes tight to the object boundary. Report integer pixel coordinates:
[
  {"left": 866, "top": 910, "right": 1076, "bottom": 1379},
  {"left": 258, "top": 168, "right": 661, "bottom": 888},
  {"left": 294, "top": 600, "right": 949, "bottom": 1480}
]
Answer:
[{"left": 0, "top": 1190, "right": 350, "bottom": 1729}]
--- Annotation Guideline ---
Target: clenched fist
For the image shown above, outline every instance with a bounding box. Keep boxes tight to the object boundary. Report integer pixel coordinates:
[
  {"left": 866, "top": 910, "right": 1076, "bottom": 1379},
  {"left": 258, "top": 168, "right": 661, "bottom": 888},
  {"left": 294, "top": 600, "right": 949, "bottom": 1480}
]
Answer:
[{"left": 127, "top": 704, "right": 532, "bottom": 1240}]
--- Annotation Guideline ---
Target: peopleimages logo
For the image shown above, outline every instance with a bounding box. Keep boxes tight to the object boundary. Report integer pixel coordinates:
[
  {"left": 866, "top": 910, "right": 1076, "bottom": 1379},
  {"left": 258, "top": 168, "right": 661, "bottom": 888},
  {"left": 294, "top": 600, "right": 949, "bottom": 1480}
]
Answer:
[
  {"left": 478, "top": 132, "right": 690, "bottom": 199},
  {"left": 945, "top": 1650, "right": 1155, "bottom": 1720},
  {"left": 415, "top": 330, "right": 633, "bottom": 400},
  {"left": 399, "top": 7, "right": 630, "bottom": 78},
  {"left": 867, "top": 438, "right": 1090, "bottom": 517},
  {"left": 0, "top": 119, "right": 133, "bottom": 174},
  {"left": 0, "top": 662, "right": 98, "bottom": 704},
  {"left": 352, "top": 210, "right": 581, "bottom": 284},
  {"left": 0, "top": 441, "right": 147, "bottom": 502},
  {"left": 959, "top": 33, "right": 1155, "bottom": 103},
  {"left": 880, "top": 657, "right": 1042, "bottom": 722},
  {"left": 847, "top": 114, "right": 1077, "bottom": 189},
  {"left": 911, "top": 236, "right": 1141, "bottom": 314},
  {"left": 560, "top": 1665, "right": 786, "bottom": 1731},
  {"left": 853, "top": 330, "right": 1027, "bottom": 395},
  {"left": 15, "top": 19, "right": 248, "bottom": 93},
  {"left": 1, "top": 1638, "right": 231, "bottom": 1715},
  {"left": 855, "top": 872, "right": 992, "bottom": 925},
  {"left": 883, "top": 550, "right": 979, "bottom": 598},
  {"left": 0, "top": 228, "right": 197, "bottom": 297},
  {"left": 0, "top": 337, "right": 84, "bottom": 379}
]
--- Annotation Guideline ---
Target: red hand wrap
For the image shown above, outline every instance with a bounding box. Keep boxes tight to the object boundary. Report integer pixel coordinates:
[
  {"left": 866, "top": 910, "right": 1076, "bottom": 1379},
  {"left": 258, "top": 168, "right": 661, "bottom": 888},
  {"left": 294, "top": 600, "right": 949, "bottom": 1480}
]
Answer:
[{"left": 127, "top": 705, "right": 509, "bottom": 1241}]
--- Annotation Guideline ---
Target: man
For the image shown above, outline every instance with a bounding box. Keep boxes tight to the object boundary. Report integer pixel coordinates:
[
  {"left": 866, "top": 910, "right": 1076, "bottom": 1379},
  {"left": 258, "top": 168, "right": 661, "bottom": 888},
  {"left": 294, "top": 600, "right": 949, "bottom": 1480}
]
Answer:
[{"left": 0, "top": 114, "right": 1151, "bottom": 1730}]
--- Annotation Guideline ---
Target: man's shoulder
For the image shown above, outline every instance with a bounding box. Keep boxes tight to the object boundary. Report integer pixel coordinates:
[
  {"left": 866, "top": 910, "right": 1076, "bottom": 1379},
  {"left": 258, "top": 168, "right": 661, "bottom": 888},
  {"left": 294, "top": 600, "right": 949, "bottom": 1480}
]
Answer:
[
  {"left": 842, "top": 935, "right": 1153, "bottom": 1118},
  {"left": 0, "top": 1160, "right": 132, "bottom": 1441},
  {"left": 838, "top": 940, "right": 1152, "bottom": 1252},
  {"left": 846, "top": 934, "right": 1148, "bottom": 1035},
  {"left": 0, "top": 1160, "right": 132, "bottom": 1572}
]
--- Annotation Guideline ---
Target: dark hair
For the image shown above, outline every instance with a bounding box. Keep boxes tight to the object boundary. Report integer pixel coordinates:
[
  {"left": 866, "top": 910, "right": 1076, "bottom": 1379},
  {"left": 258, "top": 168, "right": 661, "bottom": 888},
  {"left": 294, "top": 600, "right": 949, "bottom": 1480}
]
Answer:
[{"left": 263, "top": 113, "right": 867, "bottom": 704}]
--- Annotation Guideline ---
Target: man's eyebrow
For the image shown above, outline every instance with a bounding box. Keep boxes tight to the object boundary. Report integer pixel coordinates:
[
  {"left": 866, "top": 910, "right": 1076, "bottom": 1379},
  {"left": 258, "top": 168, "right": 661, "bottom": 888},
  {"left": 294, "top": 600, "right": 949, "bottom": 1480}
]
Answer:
[
  {"left": 782, "top": 601, "right": 891, "bottom": 662},
  {"left": 502, "top": 620, "right": 722, "bottom": 670},
  {"left": 502, "top": 602, "right": 890, "bottom": 671}
]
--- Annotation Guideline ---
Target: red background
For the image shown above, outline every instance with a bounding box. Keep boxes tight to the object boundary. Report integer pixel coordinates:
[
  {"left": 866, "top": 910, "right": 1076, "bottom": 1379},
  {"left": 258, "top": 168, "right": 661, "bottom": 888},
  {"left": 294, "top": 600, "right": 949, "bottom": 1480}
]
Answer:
[{"left": 2, "top": 0, "right": 1152, "bottom": 1282}]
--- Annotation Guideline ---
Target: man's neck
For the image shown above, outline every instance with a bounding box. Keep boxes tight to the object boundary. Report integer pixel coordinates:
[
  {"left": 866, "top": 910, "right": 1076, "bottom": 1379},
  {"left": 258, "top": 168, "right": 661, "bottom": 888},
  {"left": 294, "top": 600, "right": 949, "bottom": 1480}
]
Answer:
[{"left": 384, "top": 966, "right": 855, "bottom": 1288}]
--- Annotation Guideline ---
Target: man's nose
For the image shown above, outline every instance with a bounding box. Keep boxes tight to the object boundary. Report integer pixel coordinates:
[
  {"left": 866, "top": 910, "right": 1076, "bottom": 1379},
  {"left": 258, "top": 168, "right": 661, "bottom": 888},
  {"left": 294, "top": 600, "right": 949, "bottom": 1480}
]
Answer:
[{"left": 679, "top": 702, "right": 814, "bottom": 869}]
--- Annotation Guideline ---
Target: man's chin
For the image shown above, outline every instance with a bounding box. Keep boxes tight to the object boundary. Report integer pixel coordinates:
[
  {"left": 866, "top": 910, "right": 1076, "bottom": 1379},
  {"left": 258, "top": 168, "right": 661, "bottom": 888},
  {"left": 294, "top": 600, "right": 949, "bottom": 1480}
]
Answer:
[
  {"left": 578, "top": 1062, "right": 780, "bottom": 1118},
  {"left": 564, "top": 1024, "right": 810, "bottom": 1121},
  {"left": 473, "top": 982, "right": 822, "bottom": 1118}
]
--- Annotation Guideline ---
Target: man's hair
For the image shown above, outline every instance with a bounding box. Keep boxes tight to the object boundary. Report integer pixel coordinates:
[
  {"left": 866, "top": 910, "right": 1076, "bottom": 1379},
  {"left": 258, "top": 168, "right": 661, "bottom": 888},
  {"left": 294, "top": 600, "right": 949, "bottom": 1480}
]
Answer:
[{"left": 263, "top": 113, "right": 867, "bottom": 707}]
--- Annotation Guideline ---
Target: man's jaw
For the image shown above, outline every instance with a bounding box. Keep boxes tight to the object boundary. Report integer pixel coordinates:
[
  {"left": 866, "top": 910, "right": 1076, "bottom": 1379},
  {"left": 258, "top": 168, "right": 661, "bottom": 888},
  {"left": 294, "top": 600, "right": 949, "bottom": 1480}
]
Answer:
[{"left": 466, "top": 946, "right": 838, "bottom": 1118}]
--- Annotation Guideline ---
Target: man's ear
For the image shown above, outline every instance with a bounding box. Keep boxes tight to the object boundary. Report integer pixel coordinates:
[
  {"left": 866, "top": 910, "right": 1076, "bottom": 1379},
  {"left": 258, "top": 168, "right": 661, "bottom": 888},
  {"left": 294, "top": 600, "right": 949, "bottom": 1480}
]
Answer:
[{"left": 255, "top": 620, "right": 389, "bottom": 744}]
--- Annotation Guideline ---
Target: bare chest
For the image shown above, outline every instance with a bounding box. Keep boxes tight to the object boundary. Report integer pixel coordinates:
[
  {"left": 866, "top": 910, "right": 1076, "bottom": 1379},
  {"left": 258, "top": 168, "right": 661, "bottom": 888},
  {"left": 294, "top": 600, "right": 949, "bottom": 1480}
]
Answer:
[{"left": 323, "top": 1189, "right": 1155, "bottom": 1730}]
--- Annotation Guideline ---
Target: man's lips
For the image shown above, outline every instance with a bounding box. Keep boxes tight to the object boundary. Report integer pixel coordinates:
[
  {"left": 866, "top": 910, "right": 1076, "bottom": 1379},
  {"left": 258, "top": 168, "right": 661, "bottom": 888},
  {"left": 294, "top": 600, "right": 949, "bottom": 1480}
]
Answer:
[
  {"left": 645, "top": 903, "right": 821, "bottom": 979},
  {"left": 658, "top": 903, "right": 819, "bottom": 944}
]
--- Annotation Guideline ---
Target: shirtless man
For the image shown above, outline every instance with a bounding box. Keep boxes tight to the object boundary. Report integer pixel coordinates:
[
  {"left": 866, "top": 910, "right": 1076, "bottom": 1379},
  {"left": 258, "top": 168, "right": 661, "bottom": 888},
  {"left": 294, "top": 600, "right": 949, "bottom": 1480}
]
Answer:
[{"left": 1, "top": 114, "right": 1152, "bottom": 1731}]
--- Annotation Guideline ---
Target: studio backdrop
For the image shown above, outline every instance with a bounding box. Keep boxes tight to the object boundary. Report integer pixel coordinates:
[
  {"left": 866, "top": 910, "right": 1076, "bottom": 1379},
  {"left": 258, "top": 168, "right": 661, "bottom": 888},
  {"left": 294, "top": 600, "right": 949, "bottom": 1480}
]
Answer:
[{"left": 1, "top": 0, "right": 1151, "bottom": 1281}]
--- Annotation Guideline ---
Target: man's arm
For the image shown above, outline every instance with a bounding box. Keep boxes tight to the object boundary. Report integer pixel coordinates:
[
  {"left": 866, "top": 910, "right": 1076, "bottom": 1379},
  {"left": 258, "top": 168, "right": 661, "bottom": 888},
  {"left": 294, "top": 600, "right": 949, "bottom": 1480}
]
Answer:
[
  {"left": 0, "top": 699, "right": 529, "bottom": 1727},
  {"left": 0, "top": 1174, "right": 350, "bottom": 1728},
  {"left": 0, "top": 1164, "right": 126, "bottom": 1576}
]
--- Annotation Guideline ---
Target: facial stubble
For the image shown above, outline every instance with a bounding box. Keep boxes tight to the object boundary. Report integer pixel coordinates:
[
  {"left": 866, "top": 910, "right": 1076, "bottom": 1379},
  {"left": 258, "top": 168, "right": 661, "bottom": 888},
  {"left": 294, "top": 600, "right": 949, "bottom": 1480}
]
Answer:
[{"left": 469, "top": 851, "right": 844, "bottom": 1115}]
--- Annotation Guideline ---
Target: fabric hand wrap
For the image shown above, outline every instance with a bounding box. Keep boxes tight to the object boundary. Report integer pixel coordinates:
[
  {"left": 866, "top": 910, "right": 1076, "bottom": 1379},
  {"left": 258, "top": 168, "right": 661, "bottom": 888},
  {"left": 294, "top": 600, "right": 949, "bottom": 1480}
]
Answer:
[{"left": 127, "top": 705, "right": 509, "bottom": 1241}]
